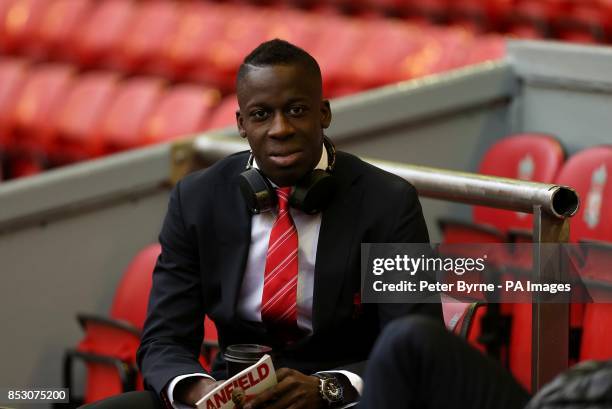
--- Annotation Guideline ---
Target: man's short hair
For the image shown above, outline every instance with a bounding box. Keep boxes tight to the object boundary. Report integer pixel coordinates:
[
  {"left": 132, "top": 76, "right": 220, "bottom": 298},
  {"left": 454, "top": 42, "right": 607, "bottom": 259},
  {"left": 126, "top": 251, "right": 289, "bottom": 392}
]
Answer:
[{"left": 236, "top": 39, "right": 322, "bottom": 89}]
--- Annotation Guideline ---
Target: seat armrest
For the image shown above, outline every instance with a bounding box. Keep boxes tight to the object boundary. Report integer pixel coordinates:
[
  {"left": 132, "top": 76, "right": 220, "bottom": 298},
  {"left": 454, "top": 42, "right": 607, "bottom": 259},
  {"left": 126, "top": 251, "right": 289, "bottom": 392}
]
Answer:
[{"left": 77, "top": 313, "right": 141, "bottom": 337}]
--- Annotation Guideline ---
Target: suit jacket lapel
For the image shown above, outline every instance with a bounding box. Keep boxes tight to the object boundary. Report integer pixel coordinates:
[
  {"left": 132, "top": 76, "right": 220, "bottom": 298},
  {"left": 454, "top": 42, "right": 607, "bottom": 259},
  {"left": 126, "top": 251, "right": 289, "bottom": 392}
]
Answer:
[
  {"left": 312, "top": 157, "right": 364, "bottom": 333},
  {"left": 212, "top": 177, "right": 253, "bottom": 325}
]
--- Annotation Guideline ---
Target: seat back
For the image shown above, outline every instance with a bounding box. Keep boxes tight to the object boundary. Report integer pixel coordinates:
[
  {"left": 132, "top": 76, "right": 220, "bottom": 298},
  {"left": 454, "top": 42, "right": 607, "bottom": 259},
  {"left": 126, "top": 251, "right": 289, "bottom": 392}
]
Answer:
[
  {"left": 0, "top": 57, "right": 28, "bottom": 146},
  {"left": 72, "top": 0, "right": 135, "bottom": 66},
  {"left": 11, "top": 63, "right": 75, "bottom": 151},
  {"left": 474, "top": 133, "right": 565, "bottom": 232},
  {"left": 34, "top": 0, "right": 94, "bottom": 59},
  {"left": 206, "top": 94, "right": 238, "bottom": 131},
  {"left": 110, "top": 244, "right": 160, "bottom": 329},
  {"left": 160, "top": 2, "right": 228, "bottom": 77},
  {"left": 555, "top": 146, "right": 612, "bottom": 242},
  {"left": 0, "top": 0, "right": 49, "bottom": 54},
  {"left": 96, "top": 76, "right": 165, "bottom": 154},
  {"left": 143, "top": 84, "right": 220, "bottom": 144},
  {"left": 50, "top": 71, "right": 120, "bottom": 163},
  {"left": 558, "top": 147, "right": 612, "bottom": 362},
  {"left": 118, "top": 1, "right": 180, "bottom": 70}
]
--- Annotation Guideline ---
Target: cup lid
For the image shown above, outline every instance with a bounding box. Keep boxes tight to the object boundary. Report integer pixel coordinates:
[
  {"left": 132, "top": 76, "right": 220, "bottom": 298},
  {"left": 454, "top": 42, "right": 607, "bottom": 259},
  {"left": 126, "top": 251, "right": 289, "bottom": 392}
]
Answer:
[{"left": 224, "top": 344, "right": 273, "bottom": 361}]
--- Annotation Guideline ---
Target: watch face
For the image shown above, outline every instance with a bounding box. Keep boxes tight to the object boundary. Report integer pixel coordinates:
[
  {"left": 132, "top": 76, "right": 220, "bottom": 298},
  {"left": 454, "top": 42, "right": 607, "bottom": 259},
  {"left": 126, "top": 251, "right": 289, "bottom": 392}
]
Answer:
[{"left": 323, "top": 378, "right": 343, "bottom": 402}]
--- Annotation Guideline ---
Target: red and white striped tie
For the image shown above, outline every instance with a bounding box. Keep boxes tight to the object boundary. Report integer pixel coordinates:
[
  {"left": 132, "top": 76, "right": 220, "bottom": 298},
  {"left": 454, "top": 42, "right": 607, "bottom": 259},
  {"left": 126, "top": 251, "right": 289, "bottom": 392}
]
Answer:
[{"left": 261, "top": 187, "right": 299, "bottom": 331}]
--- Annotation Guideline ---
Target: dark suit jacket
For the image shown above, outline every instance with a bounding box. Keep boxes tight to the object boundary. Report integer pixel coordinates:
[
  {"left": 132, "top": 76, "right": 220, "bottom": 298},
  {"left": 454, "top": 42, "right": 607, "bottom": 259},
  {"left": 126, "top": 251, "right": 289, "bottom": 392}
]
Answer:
[{"left": 137, "top": 150, "right": 443, "bottom": 397}]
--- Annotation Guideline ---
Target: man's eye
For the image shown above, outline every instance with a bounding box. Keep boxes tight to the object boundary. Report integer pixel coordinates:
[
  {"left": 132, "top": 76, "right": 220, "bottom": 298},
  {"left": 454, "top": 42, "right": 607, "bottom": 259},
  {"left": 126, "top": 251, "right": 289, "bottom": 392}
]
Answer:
[
  {"left": 250, "top": 110, "right": 269, "bottom": 121},
  {"left": 288, "top": 106, "right": 307, "bottom": 116}
]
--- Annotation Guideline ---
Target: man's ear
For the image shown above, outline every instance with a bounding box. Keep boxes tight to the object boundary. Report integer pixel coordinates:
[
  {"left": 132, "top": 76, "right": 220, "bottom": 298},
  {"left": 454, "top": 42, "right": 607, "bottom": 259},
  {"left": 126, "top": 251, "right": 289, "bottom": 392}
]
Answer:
[
  {"left": 320, "top": 100, "right": 332, "bottom": 129},
  {"left": 236, "top": 110, "right": 247, "bottom": 138}
]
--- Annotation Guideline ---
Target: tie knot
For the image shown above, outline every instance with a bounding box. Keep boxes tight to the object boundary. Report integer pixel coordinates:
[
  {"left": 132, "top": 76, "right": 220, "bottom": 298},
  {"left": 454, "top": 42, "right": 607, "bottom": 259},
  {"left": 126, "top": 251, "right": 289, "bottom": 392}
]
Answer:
[{"left": 276, "top": 187, "right": 291, "bottom": 211}]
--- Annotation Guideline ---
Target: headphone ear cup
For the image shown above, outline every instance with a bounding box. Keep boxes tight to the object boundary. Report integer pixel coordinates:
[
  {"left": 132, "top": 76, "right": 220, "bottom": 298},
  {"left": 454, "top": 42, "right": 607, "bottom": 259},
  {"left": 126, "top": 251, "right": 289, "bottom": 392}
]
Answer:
[
  {"left": 290, "top": 169, "right": 337, "bottom": 214},
  {"left": 239, "top": 168, "right": 276, "bottom": 214}
]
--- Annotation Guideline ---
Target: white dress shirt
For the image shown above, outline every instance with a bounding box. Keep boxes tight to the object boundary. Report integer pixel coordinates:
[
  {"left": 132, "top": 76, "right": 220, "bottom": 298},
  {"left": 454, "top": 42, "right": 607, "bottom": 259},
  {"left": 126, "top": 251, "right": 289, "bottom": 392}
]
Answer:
[{"left": 167, "top": 148, "right": 362, "bottom": 408}]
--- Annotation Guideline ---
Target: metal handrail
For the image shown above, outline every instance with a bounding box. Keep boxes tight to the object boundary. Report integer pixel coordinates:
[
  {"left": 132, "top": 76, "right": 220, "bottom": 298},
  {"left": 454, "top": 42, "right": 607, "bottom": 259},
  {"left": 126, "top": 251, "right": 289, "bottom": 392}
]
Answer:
[{"left": 192, "top": 136, "right": 580, "bottom": 219}]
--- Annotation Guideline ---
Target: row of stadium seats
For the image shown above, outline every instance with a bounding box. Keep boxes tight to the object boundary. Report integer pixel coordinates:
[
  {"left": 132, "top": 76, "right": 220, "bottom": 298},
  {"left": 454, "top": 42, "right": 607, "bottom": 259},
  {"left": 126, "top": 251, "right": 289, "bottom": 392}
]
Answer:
[
  {"left": 0, "top": 0, "right": 504, "bottom": 96},
  {"left": 0, "top": 0, "right": 505, "bottom": 180},
  {"left": 0, "top": 57, "right": 240, "bottom": 179},
  {"left": 233, "top": 0, "right": 612, "bottom": 43},
  {"left": 440, "top": 136, "right": 612, "bottom": 390},
  {"left": 4, "top": 0, "right": 600, "bottom": 46}
]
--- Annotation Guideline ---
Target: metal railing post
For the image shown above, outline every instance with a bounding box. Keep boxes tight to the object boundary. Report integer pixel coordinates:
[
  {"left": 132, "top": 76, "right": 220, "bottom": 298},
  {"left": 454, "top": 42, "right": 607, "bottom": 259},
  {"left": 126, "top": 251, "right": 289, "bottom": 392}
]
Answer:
[{"left": 531, "top": 206, "right": 570, "bottom": 391}]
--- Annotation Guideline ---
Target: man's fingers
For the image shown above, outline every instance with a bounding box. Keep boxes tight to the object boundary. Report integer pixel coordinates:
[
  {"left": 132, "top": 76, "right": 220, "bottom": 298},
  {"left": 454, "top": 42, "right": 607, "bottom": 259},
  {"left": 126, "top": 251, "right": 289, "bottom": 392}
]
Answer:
[
  {"left": 244, "top": 371, "right": 300, "bottom": 409},
  {"left": 231, "top": 389, "right": 247, "bottom": 409},
  {"left": 275, "top": 367, "right": 295, "bottom": 381},
  {"left": 256, "top": 390, "right": 298, "bottom": 409}
]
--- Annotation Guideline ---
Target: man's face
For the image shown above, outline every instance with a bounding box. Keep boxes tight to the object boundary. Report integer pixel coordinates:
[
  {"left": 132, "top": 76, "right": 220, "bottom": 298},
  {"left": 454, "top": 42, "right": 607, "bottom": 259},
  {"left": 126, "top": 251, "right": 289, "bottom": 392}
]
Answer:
[{"left": 236, "top": 64, "right": 331, "bottom": 187}]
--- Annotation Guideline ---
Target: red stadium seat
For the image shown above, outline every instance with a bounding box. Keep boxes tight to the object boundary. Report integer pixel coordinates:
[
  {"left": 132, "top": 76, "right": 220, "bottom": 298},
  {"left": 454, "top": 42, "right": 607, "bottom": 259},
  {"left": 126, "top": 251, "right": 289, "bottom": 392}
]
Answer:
[
  {"left": 0, "top": 0, "right": 49, "bottom": 55},
  {"left": 508, "top": 146, "right": 612, "bottom": 391},
  {"left": 159, "top": 2, "right": 229, "bottom": 82},
  {"left": 557, "top": 146, "right": 612, "bottom": 243},
  {"left": 556, "top": 3, "right": 608, "bottom": 43},
  {"left": 439, "top": 134, "right": 565, "bottom": 388},
  {"left": 206, "top": 94, "right": 239, "bottom": 131},
  {"left": 0, "top": 0, "right": 15, "bottom": 28},
  {"left": 0, "top": 56, "right": 27, "bottom": 179},
  {"left": 191, "top": 5, "right": 273, "bottom": 92},
  {"left": 0, "top": 57, "right": 28, "bottom": 146},
  {"left": 441, "top": 299, "right": 488, "bottom": 350},
  {"left": 32, "top": 0, "right": 94, "bottom": 60},
  {"left": 475, "top": 133, "right": 565, "bottom": 233},
  {"left": 116, "top": 1, "right": 181, "bottom": 74},
  {"left": 308, "top": 15, "right": 365, "bottom": 96},
  {"left": 70, "top": 0, "right": 135, "bottom": 68},
  {"left": 440, "top": 133, "right": 565, "bottom": 244},
  {"left": 580, "top": 303, "right": 612, "bottom": 361},
  {"left": 64, "top": 244, "right": 219, "bottom": 403},
  {"left": 559, "top": 146, "right": 612, "bottom": 364},
  {"left": 202, "top": 316, "right": 220, "bottom": 372},
  {"left": 94, "top": 76, "right": 165, "bottom": 154},
  {"left": 4, "top": 63, "right": 74, "bottom": 178},
  {"left": 505, "top": 0, "right": 569, "bottom": 39},
  {"left": 109, "top": 244, "right": 160, "bottom": 330},
  {"left": 142, "top": 84, "right": 220, "bottom": 145},
  {"left": 344, "top": 19, "right": 427, "bottom": 88},
  {"left": 49, "top": 71, "right": 121, "bottom": 164},
  {"left": 63, "top": 244, "right": 160, "bottom": 405},
  {"left": 266, "top": 9, "right": 321, "bottom": 53}
]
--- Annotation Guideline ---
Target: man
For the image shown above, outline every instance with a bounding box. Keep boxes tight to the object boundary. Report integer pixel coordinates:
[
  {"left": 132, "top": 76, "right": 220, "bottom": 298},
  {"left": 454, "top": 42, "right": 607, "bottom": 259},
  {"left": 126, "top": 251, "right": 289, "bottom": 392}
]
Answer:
[{"left": 137, "top": 39, "right": 442, "bottom": 409}]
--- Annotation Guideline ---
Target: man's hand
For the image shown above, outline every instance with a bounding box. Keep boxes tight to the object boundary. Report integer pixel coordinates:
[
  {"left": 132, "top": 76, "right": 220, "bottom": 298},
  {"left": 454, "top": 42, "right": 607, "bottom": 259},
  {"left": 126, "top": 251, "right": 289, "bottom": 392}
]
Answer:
[
  {"left": 244, "top": 368, "right": 325, "bottom": 409},
  {"left": 175, "top": 377, "right": 224, "bottom": 407}
]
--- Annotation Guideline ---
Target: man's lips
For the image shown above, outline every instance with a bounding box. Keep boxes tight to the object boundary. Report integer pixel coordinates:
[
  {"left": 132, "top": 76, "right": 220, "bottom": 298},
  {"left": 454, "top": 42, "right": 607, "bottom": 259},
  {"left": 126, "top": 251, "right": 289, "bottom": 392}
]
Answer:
[{"left": 268, "top": 150, "right": 302, "bottom": 167}]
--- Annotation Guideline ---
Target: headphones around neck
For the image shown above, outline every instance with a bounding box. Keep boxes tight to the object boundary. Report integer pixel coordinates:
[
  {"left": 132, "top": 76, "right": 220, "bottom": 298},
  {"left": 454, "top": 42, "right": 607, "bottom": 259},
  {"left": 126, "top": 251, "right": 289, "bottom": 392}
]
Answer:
[{"left": 239, "top": 136, "right": 338, "bottom": 215}]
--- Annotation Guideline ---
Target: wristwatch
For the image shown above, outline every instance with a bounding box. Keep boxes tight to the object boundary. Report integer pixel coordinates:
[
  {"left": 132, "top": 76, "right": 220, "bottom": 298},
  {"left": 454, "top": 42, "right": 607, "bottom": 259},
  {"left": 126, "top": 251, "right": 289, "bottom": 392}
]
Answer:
[{"left": 314, "top": 374, "right": 344, "bottom": 406}]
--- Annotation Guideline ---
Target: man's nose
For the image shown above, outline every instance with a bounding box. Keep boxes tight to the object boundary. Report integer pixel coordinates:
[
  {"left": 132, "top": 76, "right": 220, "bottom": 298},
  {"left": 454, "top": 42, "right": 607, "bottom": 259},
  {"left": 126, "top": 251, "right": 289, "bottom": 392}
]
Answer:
[{"left": 268, "top": 112, "right": 294, "bottom": 138}]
